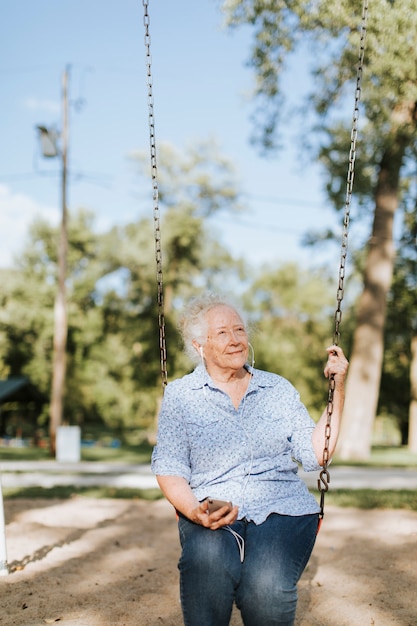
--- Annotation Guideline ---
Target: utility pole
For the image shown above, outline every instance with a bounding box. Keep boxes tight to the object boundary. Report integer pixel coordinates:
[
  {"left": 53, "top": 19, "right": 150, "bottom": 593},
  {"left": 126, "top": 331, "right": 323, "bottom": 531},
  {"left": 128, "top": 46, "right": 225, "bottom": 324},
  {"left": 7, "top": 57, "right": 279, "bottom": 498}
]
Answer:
[{"left": 49, "top": 66, "right": 70, "bottom": 457}]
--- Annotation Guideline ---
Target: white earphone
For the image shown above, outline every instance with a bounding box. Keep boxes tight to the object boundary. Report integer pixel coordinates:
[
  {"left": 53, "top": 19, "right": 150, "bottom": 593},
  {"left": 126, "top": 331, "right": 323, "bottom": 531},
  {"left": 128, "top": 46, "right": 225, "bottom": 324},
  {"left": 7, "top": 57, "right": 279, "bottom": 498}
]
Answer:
[{"left": 248, "top": 342, "right": 255, "bottom": 369}]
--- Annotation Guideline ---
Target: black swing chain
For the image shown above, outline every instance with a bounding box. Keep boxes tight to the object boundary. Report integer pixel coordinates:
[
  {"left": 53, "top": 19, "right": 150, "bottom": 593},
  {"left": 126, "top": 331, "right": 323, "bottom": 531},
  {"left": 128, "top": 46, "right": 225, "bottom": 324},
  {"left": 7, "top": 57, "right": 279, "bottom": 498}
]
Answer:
[
  {"left": 318, "top": 0, "right": 368, "bottom": 521},
  {"left": 143, "top": 0, "right": 168, "bottom": 391},
  {"left": 142, "top": 0, "right": 368, "bottom": 481}
]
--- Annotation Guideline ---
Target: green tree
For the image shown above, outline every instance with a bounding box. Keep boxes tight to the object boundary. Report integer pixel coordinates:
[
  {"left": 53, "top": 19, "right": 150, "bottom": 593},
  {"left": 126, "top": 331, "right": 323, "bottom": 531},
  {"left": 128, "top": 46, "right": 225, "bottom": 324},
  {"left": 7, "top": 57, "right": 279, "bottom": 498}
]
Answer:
[
  {"left": 130, "top": 139, "right": 247, "bottom": 317},
  {"left": 243, "top": 263, "right": 339, "bottom": 420},
  {"left": 222, "top": 0, "right": 417, "bottom": 459},
  {"left": 0, "top": 232, "right": 56, "bottom": 395},
  {"left": 0, "top": 141, "right": 248, "bottom": 441},
  {"left": 125, "top": 140, "right": 249, "bottom": 429},
  {"left": 79, "top": 140, "right": 247, "bottom": 432}
]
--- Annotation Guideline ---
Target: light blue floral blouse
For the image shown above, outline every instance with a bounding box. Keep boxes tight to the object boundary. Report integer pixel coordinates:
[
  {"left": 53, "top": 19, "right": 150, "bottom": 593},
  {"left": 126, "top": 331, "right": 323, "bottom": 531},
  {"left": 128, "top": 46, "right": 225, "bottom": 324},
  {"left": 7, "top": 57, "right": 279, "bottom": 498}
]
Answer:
[{"left": 151, "top": 364, "right": 321, "bottom": 524}]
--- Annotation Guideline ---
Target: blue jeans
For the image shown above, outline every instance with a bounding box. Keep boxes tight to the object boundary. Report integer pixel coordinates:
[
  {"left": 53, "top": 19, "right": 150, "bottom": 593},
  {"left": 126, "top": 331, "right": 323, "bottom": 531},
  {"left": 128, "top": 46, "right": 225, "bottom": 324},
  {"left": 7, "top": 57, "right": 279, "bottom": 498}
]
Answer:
[{"left": 178, "top": 513, "right": 318, "bottom": 626}]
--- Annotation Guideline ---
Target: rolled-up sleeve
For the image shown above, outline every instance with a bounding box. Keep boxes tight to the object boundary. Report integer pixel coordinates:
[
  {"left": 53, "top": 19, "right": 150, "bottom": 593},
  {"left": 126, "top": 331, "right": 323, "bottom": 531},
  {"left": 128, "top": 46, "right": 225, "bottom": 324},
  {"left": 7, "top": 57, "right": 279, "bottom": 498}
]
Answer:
[
  {"left": 151, "top": 382, "right": 192, "bottom": 480},
  {"left": 285, "top": 387, "right": 321, "bottom": 472}
]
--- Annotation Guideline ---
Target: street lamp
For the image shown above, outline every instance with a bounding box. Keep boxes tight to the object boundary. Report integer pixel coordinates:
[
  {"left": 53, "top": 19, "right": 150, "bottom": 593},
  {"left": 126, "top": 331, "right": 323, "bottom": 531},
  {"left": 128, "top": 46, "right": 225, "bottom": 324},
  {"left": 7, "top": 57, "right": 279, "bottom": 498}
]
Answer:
[{"left": 36, "top": 125, "right": 59, "bottom": 158}]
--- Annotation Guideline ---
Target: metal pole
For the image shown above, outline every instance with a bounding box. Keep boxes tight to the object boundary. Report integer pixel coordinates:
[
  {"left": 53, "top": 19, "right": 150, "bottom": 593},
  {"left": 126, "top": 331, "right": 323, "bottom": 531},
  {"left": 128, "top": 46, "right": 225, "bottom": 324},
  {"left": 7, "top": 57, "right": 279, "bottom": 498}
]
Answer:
[{"left": 49, "top": 66, "right": 69, "bottom": 457}]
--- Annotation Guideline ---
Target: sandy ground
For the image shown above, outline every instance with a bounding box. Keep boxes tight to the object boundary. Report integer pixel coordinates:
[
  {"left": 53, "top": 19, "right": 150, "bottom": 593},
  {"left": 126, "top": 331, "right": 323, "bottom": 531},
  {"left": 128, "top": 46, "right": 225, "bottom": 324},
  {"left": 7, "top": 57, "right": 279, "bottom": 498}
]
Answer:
[{"left": 0, "top": 497, "right": 416, "bottom": 626}]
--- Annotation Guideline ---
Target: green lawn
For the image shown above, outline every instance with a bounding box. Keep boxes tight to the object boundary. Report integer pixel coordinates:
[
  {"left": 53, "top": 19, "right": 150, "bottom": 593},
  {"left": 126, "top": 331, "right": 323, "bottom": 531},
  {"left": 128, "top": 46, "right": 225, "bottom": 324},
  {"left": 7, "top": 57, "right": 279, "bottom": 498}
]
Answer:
[
  {"left": 334, "top": 445, "right": 417, "bottom": 468},
  {"left": 0, "top": 440, "right": 153, "bottom": 464},
  {"left": 2, "top": 485, "right": 163, "bottom": 501},
  {"left": 1, "top": 443, "right": 416, "bottom": 510},
  {"left": 1, "top": 442, "right": 416, "bottom": 466},
  {"left": 321, "top": 489, "right": 417, "bottom": 511}
]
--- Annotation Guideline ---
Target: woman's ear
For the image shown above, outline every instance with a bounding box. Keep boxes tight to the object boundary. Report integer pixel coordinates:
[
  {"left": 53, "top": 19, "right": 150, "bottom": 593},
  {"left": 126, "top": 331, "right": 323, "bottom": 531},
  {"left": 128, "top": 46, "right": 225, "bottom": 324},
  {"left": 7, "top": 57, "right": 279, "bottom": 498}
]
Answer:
[{"left": 192, "top": 341, "right": 203, "bottom": 357}]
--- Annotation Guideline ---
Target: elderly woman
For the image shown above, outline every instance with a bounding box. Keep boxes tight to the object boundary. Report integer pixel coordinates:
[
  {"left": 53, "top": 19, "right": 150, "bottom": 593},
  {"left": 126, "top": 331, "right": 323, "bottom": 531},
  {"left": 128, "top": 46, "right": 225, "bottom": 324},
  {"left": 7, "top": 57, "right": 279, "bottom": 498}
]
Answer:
[{"left": 151, "top": 293, "right": 349, "bottom": 626}]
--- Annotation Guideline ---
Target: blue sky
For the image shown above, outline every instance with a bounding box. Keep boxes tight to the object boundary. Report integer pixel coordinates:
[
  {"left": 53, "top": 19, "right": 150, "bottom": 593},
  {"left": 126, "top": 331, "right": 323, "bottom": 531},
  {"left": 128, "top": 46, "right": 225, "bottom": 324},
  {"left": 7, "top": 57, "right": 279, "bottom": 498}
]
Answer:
[{"left": 0, "top": 0, "right": 345, "bottom": 271}]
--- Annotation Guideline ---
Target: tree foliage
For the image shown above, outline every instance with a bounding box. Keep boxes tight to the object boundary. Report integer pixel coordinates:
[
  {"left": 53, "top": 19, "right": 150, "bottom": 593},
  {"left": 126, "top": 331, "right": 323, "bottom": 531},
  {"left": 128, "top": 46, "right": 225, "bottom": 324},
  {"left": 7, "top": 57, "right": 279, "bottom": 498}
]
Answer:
[
  {"left": 243, "top": 262, "right": 338, "bottom": 419},
  {"left": 222, "top": 0, "right": 417, "bottom": 459},
  {"left": 0, "top": 142, "right": 247, "bottom": 440},
  {"left": 222, "top": 0, "right": 417, "bottom": 152},
  {"left": 0, "top": 137, "right": 351, "bottom": 443}
]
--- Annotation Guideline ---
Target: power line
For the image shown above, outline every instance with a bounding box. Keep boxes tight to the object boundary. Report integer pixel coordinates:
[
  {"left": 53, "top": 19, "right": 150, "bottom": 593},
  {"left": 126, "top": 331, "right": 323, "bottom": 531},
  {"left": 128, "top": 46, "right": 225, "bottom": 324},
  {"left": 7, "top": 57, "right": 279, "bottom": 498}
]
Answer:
[
  {"left": 242, "top": 192, "right": 324, "bottom": 209},
  {"left": 0, "top": 173, "right": 39, "bottom": 182},
  {"left": 212, "top": 214, "right": 330, "bottom": 237},
  {"left": 0, "top": 170, "right": 114, "bottom": 186},
  {"left": 0, "top": 65, "right": 58, "bottom": 75}
]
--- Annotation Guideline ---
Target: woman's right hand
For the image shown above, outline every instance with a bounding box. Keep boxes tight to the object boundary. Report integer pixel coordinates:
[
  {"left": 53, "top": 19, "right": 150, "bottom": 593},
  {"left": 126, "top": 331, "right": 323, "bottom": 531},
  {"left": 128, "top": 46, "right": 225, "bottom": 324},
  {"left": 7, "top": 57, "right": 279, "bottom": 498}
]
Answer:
[
  {"left": 191, "top": 500, "right": 239, "bottom": 530},
  {"left": 157, "top": 475, "right": 239, "bottom": 530}
]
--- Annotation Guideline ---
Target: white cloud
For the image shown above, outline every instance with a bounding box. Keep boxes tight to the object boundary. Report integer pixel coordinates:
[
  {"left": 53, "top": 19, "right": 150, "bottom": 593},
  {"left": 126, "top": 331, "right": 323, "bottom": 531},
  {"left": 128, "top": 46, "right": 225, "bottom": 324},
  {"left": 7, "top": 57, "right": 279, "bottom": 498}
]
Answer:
[
  {"left": 0, "top": 184, "right": 59, "bottom": 268},
  {"left": 24, "top": 97, "right": 60, "bottom": 114}
]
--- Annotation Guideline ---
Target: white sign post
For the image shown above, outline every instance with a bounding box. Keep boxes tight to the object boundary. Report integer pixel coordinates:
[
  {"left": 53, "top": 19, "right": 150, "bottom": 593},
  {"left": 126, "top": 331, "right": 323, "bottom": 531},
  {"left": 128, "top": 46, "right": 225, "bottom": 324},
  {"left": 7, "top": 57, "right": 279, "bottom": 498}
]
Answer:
[{"left": 56, "top": 425, "right": 81, "bottom": 463}]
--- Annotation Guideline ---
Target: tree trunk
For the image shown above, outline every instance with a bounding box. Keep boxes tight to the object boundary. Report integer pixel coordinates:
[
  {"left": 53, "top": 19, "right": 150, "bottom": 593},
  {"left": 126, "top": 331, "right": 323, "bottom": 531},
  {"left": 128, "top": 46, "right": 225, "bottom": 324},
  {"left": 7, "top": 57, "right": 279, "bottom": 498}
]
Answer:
[
  {"left": 408, "top": 333, "right": 417, "bottom": 453},
  {"left": 337, "top": 142, "right": 404, "bottom": 461}
]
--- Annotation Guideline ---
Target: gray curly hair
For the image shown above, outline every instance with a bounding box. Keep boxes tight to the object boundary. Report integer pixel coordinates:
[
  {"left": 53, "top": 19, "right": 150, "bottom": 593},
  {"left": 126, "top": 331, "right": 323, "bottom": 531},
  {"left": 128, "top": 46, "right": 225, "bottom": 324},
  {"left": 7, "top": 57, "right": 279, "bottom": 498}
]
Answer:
[{"left": 178, "top": 292, "right": 248, "bottom": 364}]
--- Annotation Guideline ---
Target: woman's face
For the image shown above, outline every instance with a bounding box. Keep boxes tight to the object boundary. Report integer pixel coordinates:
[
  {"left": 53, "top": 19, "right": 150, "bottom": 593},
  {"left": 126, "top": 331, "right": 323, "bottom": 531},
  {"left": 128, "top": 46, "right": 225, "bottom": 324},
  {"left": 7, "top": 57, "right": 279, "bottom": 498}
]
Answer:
[{"left": 201, "top": 305, "right": 248, "bottom": 372}]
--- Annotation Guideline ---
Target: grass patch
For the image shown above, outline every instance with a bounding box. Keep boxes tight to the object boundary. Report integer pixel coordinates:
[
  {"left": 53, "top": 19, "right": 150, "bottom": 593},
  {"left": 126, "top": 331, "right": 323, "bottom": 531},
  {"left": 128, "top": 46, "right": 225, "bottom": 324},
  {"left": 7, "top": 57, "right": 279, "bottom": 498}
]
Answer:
[
  {"left": 334, "top": 445, "right": 417, "bottom": 468},
  {"left": 0, "top": 447, "right": 51, "bottom": 461},
  {"left": 3, "top": 485, "right": 416, "bottom": 511},
  {"left": 2, "top": 485, "right": 163, "bottom": 501},
  {"left": 0, "top": 440, "right": 154, "bottom": 464},
  {"left": 320, "top": 489, "right": 417, "bottom": 511},
  {"left": 80, "top": 441, "right": 153, "bottom": 464},
  {"left": 368, "top": 446, "right": 417, "bottom": 467},
  {"left": 1, "top": 443, "right": 416, "bottom": 467}
]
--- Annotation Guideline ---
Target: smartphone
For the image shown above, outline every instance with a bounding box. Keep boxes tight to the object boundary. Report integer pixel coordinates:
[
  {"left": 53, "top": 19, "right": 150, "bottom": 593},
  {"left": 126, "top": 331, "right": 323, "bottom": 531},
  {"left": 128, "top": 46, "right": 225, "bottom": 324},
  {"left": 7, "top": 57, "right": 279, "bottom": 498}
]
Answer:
[{"left": 207, "top": 498, "right": 232, "bottom": 514}]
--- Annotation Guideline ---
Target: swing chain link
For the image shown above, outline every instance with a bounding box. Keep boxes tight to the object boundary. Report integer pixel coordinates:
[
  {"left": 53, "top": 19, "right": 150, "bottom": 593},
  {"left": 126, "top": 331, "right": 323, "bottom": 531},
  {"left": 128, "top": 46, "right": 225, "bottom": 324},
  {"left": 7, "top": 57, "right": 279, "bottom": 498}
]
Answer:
[
  {"left": 318, "top": 0, "right": 368, "bottom": 520},
  {"left": 142, "top": 0, "right": 368, "bottom": 469},
  {"left": 333, "top": 0, "right": 368, "bottom": 350},
  {"left": 143, "top": 0, "right": 168, "bottom": 390}
]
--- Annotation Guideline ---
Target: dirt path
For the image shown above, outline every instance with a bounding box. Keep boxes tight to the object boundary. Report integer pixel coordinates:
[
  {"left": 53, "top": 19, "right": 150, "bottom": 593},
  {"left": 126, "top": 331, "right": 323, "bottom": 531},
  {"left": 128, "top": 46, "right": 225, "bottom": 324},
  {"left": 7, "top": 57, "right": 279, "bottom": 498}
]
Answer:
[{"left": 1, "top": 498, "right": 416, "bottom": 625}]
